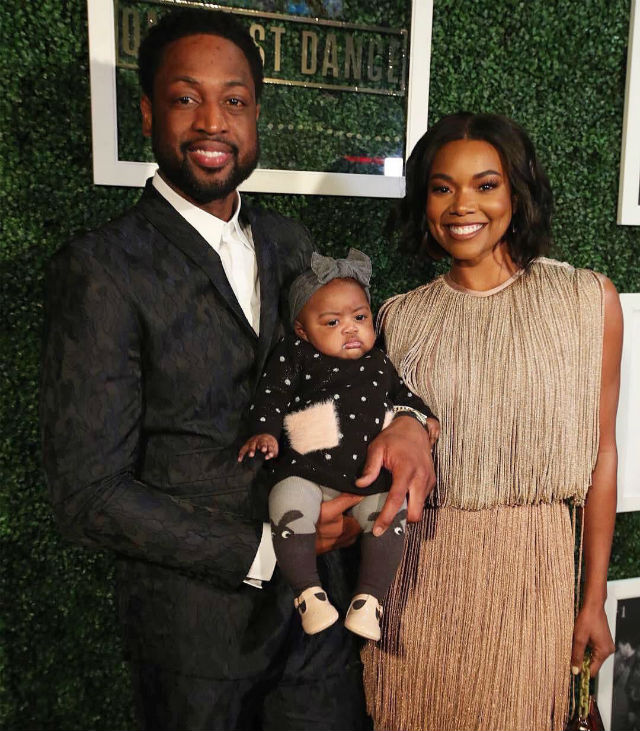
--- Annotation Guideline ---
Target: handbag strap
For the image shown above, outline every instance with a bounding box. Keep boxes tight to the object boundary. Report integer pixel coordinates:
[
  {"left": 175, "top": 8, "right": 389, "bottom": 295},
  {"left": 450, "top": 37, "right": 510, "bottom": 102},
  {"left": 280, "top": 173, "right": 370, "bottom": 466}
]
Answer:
[
  {"left": 577, "top": 652, "right": 592, "bottom": 720},
  {"left": 569, "top": 504, "right": 587, "bottom": 718},
  {"left": 568, "top": 508, "right": 598, "bottom": 728}
]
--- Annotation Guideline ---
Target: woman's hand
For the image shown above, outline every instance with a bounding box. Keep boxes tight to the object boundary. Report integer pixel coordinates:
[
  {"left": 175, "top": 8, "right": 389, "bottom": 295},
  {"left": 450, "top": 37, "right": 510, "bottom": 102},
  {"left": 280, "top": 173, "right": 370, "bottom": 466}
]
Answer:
[{"left": 571, "top": 603, "right": 615, "bottom": 677}]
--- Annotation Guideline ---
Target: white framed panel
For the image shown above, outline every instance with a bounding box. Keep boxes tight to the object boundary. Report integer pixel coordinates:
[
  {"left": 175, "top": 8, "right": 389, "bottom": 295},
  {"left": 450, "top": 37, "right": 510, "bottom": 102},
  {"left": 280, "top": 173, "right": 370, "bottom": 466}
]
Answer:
[
  {"left": 618, "top": 0, "right": 640, "bottom": 224},
  {"left": 596, "top": 577, "right": 640, "bottom": 731},
  {"left": 616, "top": 293, "right": 640, "bottom": 513},
  {"left": 87, "top": 0, "right": 433, "bottom": 197}
]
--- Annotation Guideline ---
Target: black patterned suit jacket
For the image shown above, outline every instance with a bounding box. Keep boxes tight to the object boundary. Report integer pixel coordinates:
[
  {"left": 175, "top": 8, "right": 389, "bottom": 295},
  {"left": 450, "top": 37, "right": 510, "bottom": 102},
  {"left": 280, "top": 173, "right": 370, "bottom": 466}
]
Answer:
[{"left": 40, "top": 181, "right": 359, "bottom": 680}]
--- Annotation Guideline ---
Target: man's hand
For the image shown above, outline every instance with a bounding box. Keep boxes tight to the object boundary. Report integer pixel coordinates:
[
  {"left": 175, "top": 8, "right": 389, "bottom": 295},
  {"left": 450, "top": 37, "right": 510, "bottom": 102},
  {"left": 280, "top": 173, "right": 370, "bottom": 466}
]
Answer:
[
  {"left": 426, "top": 417, "right": 440, "bottom": 447},
  {"left": 238, "top": 433, "right": 279, "bottom": 461},
  {"left": 315, "top": 493, "right": 363, "bottom": 554},
  {"left": 356, "top": 415, "right": 436, "bottom": 536}
]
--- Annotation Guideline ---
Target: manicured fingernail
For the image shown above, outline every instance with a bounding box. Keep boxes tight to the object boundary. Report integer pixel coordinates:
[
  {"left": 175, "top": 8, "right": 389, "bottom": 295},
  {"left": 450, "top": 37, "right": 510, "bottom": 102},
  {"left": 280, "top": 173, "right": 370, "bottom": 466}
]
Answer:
[
  {"left": 571, "top": 665, "right": 580, "bottom": 675},
  {"left": 373, "top": 527, "right": 384, "bottom": 537}
]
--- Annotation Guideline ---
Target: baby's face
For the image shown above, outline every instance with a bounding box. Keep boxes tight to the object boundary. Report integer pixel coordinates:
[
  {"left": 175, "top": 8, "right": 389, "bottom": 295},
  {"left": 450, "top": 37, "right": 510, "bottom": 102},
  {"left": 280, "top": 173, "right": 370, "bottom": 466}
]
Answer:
[{"left": 294, "top": 278, "right": 376, "bottom": 360}]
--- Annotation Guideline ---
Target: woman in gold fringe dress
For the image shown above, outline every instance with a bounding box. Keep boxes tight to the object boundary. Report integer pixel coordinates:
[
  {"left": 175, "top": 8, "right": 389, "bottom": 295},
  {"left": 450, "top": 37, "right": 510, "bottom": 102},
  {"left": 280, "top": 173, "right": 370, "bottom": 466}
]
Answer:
[{"left": 362, "top": 113, "right": 622, "bottom": 731}]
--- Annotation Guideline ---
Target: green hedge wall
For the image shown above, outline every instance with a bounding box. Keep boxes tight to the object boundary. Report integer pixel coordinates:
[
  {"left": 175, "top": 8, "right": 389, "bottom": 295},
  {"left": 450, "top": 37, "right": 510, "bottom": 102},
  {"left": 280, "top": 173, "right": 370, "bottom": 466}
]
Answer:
[{"left": 2, "top": 1, "right": 640, "bottom": 729}]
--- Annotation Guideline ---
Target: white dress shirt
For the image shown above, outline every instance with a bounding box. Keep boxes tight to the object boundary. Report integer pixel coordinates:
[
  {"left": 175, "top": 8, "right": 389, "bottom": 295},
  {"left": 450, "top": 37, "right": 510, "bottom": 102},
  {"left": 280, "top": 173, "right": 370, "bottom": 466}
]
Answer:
[
  {"left": 152, "top": 173, "right": 275, "bottom": 586},
  {"left": 152, "top": 173, "right": 261, "bottom": 333}
]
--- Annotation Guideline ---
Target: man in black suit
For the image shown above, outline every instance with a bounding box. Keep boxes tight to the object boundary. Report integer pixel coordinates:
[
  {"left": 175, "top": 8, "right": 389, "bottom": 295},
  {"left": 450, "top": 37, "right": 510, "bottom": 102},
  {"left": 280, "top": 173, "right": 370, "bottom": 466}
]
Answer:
[{"left": 40, "top": 9, "right": 434, "bottom": 730}]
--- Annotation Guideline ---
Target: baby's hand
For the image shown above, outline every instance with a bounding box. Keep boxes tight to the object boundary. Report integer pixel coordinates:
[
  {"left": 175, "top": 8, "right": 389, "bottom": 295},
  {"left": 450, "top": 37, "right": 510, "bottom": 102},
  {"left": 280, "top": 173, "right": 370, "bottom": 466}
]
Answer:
[
  {"left": 238, "top": 434, "right": 279, "bottom": 462},
  {"left": 426, "top": 417, "right": 440, "bottom": 448}
]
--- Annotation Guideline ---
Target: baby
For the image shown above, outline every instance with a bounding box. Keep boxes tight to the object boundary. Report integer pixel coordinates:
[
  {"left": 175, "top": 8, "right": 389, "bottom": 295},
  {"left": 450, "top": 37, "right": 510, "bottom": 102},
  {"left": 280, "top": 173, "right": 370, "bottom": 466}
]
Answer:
[{"left": 239, "top": 249, "right": 436, "bottom": 640}]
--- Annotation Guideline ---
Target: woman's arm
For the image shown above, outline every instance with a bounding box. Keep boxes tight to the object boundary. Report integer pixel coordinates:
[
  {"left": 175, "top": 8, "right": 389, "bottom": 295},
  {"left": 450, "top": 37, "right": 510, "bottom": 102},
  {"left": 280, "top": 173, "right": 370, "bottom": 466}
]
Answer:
[{"left": 571, "top": 274, "right": 623, "bottom": 676}]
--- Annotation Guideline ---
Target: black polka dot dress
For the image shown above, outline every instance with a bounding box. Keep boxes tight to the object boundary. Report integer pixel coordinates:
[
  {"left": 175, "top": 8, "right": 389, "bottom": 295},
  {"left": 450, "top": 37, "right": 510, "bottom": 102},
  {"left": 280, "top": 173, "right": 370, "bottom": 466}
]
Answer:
[{"left": 248, "top": 336, "right": 432, "bottom": 496}]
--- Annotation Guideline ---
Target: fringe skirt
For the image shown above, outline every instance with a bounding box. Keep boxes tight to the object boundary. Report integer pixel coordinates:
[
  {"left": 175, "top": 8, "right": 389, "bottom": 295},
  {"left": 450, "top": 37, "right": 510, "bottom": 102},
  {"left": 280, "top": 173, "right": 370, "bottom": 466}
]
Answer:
[{"left": 362, "top": 502, "right": 574, "bottom": 731}]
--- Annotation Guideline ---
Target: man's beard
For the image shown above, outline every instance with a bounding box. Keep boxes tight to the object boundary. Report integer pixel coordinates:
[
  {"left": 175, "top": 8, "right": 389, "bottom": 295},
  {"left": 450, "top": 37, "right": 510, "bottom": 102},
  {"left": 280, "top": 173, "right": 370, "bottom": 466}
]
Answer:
[{"left": 153, "top": 132, "right": 260, "bottom": 204}]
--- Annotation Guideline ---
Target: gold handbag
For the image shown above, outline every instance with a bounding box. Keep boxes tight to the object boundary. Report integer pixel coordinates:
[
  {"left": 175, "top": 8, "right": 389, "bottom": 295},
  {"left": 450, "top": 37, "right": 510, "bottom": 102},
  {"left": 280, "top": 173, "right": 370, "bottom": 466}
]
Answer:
[{"left": 564, "top": 654, "right": 604, "bottom": 731}]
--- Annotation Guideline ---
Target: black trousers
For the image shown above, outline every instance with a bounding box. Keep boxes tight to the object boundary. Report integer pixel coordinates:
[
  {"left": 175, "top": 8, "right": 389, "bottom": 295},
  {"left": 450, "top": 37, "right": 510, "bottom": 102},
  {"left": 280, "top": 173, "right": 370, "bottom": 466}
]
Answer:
[
  {"left": 131, "top": 653, "right": 368, "bottom": 731},
  {"left": 122, "top": 549, "right": 370, "bottom": 731}
]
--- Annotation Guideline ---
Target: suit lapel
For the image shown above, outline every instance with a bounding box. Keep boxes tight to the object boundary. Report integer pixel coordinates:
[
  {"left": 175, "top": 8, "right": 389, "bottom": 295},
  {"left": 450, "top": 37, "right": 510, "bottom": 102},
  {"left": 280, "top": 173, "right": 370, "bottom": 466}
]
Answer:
[
  {"left": 243, "top": 204, "right": 282, "bottom": 369},
  {"left": 138, "top": 181, "right": 257, "bottom": 339}
]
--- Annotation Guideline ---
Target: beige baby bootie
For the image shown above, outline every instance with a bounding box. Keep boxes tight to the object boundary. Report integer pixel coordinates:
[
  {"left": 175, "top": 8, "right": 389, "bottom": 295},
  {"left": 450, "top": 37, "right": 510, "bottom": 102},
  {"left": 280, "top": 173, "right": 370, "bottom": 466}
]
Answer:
[
  {"left": 294, "top": 586, "right": 339, "bottom": 635},
  {"left": 344, "top": 594, "right": 382, "bottom": 641}
]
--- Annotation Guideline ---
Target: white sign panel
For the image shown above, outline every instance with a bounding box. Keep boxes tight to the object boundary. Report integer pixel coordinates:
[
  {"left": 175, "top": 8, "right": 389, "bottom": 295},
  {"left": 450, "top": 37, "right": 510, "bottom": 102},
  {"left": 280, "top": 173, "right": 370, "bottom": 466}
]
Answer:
[
  {"left": 87, "top": 0, "right": 433, "bottom": 197},
  {"left": 597, "top": 578, "right": 640, "bottom": 731},
  {"left": 618, "top": 0, "right": 640, "bottom": 224},
  {"left": 617, "top": 293, "right": 640, "bottom": 512}
]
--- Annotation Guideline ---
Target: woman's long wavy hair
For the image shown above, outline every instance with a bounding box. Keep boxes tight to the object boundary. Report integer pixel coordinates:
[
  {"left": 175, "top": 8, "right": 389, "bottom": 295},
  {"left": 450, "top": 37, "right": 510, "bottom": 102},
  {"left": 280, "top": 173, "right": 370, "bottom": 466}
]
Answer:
[{"left": 394, "top": 113, "right": 554, "bottom": 268}]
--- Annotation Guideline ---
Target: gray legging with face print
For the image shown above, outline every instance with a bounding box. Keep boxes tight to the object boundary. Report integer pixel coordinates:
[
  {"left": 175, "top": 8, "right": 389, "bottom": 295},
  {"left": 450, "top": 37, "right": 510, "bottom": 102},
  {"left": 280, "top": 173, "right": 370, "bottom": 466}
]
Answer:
[{"left": 269, "top": 476, "right": 407, "bottom": 600}]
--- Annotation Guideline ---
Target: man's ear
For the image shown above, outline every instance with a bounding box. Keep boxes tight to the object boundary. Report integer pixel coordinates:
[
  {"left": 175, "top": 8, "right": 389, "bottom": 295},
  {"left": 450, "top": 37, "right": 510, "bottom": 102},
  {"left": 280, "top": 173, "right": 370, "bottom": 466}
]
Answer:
[
  {"left": 293, "top": 320, "right": 308, "bottom": 341},
  {"left": 141, "top": 95, "right": 153, "bottom": 138}
]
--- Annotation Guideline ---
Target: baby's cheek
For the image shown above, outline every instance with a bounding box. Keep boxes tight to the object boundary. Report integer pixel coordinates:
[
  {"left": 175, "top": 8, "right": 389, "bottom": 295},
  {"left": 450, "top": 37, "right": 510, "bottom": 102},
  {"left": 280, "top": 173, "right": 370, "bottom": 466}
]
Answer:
[{"left": 364, "top": 326, "right": 377, "bottom": 348}]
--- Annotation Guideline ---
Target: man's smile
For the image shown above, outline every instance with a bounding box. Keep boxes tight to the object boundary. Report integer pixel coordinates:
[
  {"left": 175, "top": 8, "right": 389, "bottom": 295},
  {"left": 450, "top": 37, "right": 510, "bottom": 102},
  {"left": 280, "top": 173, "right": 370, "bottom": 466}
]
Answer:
[{"left": 186, "top": 139, "right": 236, "bottom": 169}]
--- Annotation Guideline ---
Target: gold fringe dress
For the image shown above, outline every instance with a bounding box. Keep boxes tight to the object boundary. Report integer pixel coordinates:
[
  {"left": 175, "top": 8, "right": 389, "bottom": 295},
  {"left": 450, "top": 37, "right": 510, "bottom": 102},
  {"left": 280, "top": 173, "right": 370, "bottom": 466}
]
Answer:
[{"left": 362, "top": 258, "right": 604, "bottom": 731}]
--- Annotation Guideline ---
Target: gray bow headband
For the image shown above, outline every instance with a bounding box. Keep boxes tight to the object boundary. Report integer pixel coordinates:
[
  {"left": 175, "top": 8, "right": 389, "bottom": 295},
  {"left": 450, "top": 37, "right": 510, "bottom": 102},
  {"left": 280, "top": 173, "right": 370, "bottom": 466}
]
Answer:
[{"left": 289, "top": 248, "right": 372, "bottom": 324}]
